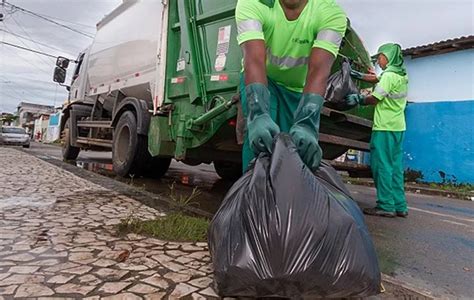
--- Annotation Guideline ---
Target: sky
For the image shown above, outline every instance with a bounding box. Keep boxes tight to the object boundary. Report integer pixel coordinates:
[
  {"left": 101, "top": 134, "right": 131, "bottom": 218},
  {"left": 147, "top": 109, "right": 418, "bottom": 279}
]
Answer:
[{"left": 0, "top": 0, "right": 473, "bottom": 113}]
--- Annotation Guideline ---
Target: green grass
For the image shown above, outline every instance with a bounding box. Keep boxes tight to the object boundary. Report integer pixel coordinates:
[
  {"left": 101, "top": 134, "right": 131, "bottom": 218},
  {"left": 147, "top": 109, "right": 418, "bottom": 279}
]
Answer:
[
  {"left": 117, "top": 212, "right": 209, "bottom": 242},
  {"left": 168, "top": 182, "right": 201, "bottom": 210},
  {"left": 428, "top": 183, "right": 474, "bottom": 194}
]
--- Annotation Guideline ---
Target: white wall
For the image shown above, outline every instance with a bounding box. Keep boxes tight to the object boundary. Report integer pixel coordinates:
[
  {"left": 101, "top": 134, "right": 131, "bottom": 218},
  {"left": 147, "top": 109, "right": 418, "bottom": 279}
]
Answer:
[{"left": 404, "top": 49, "right": 474, "bottom": 103}]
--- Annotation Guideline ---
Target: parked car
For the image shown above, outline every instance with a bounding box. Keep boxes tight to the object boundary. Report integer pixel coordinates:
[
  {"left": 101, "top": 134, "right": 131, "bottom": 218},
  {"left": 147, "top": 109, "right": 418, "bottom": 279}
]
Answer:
[{"left": 0, "top": 126, "right": 30, "bottom": 148}]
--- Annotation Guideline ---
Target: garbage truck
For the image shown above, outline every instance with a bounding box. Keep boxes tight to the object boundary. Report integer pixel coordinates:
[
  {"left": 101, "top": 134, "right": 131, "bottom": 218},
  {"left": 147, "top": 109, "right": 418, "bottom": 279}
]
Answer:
[{"left": 53, "top": 0, "right": 375, "bottom": 180}]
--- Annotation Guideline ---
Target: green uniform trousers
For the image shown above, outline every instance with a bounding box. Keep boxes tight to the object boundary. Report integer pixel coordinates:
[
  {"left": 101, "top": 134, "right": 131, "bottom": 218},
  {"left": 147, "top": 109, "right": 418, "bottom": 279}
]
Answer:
[
  {"left": 370, "top": 130, "right": 407, "bottom": 213},
  {"left": 240, "top": 77, "right": 302, "bottom": 172}
]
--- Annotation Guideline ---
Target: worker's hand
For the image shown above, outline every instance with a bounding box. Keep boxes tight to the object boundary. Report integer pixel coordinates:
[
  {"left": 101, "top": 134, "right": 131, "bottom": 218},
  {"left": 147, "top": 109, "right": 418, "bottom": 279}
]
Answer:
[
  {"left": 345, "top": 94, "right": 366, "bottom": 108},
  {"left": 290, "top": 94, "right": 324, "bottom": 171},
  {"left": 290, "top": 126, "right": 323, "bottom": 171},
  {"left": 350, "top": 66, "right": 379, "bottom": 83},
  {"left": 246, "top": 83, "right": 280, "bottom": 154},
  {"left": 248, "top": 115, "right": 280, "bottom": 154}
]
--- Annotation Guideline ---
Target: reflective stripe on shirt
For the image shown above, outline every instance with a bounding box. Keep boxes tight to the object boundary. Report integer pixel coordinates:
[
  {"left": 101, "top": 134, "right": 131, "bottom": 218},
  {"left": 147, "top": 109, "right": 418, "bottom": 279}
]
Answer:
[
  {"left": 374, "top": 86, "right": 389, "bottom": 97},
  {"left": 237, "top": 20, "right": 263, "bottom": 35},
  {"left": 316, "top": 29, "right": 343, "bottom": 47},
  {"left": 375, "top": 86, "right": 407, "bottom": 100},
  {"left": 266, "top": 48, "right": 308, "bottom": 68},
  {"left": 389, "top": 92, "right": 408, "bottom": 99}
]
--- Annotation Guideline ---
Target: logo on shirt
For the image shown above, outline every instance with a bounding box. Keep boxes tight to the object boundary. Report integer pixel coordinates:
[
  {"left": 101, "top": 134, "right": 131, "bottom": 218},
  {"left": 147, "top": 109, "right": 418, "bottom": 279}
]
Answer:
[{"left": 292, "top": 38, "right": 311, "bottom": 45}]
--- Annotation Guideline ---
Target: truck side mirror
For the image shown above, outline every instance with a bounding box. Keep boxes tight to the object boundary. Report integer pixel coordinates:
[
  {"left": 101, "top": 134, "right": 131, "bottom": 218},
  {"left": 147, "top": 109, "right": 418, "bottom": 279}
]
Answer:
[
  {"left": 56, "top": 56, "right": 70, "bottom": 69},
  {"left": 53, "top": 66, "right": 67, "bottom": 84}
]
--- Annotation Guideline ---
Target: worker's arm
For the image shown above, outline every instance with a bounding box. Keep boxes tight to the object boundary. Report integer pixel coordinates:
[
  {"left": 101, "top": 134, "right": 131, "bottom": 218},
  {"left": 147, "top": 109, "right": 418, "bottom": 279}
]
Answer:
[
  {"left": 290, "top": 3, "right": 347, "bottom": 170},
  {"left": 291, "top": 46, "right": 337, "bottom": 171},
  {"left": 345, "top": 72, "right": 393, "bottom": 107},
  {"left": 358, "top": 73, "right": 379, "bottom": 84},
  {"left": 291, "top": 47, "right": 334, "bottom": 171},
  {"left": 351, "top": 68, "right": 379, "bottom": 83},
  {"left": 236, "top": 2, "right": 279, "bottom": 154},
  {"left": 242, "top": 40, "right": 267, "bottom": 85},
  {"left": 241, "top": 41, "right": 278, "bottom": 154},
  {"left": 304, "top": 0, "right": 346, "bottom": 94},
  {"left": 236, "top": 0, "right": 267, "bottom": 84},
  {"left": 362, "top": 95, "right": 379, "bottom": 105},
  {"left": 345, "top": 93, "right": 378, "bottom": 106},
  {"left": 303, "top": 48, "right": 335, "bottom": 95}
]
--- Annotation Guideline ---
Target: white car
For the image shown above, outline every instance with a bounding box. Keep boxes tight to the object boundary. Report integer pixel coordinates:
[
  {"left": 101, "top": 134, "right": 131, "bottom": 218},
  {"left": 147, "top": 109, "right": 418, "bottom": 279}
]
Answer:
[{"left": 0, "top": 126, "right": 30, "bottom": 148}]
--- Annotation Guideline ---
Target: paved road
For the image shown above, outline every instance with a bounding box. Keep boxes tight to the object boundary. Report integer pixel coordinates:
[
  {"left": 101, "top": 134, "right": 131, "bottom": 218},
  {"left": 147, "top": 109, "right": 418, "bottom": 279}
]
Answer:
[{"left": 24, "top": 142, "right": 474, "bottom": 298}]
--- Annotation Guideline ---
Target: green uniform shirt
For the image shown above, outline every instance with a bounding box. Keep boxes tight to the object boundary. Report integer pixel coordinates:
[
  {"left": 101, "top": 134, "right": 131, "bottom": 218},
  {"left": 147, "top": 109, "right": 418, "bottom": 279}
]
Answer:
[
  {"left": 236, "top": 0, "right": 347, "bottom": 92},
  {"left": 372, "top": 71, "right": 409, "bottom": 131}
]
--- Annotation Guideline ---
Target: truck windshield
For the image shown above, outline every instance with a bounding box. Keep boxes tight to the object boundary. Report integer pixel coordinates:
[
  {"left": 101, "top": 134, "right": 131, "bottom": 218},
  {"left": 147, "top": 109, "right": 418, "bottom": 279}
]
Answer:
[
  {"left": 72, "top": 53, "right": 85, "bottom": 80},
  {"left": 2, "top": 127, "right": 26, "bottom": 134}
]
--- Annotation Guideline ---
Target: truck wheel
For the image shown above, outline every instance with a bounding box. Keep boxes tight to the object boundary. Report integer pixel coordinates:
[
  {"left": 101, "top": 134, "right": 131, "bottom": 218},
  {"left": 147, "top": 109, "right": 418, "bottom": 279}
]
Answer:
[
  {"left": 143, "top": 157, "right": 172, "bottom": 179},
  {"left": 61, "top": 117, "right": 80, "bottom": 160},
  {"left": 113, "top": 111, "right": 149, "bottom": 177},
  {"left": 214, "top": 161, "right": 242, "bottom": 181}
]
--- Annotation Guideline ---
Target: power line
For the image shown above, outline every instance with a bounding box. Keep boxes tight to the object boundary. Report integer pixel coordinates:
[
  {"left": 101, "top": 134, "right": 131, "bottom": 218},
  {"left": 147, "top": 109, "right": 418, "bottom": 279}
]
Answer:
[
  {"left": 2, "top": 41, "right": 53, "bottom": 75},
  {"left": 10, "top": 14, "right": 55, "bottom": 52},
  {"left": 4, "top": 1, "right": 95, "bottom": 39},
  {"left": 35, "top": 12, "right": 96, "bottom": 30},
  {"left": 0, "top": 80, "right": 64, "bottom": 106},
  {"left": 0, "top": 28, "right": 74, "bottom": 57},
  {"left": 0, "top": 90, "right": 23, "bottom": 102},
  {"left": 0, "top": 77, "right": 46, "bottom": 100},
  {"left": 4, "top": 18, "right": 54, "bottom": 65},
  {"left": 0, "top": 84, "right": 28, "bottom": 100},
  {"left": 0, "top": 74, "right": 58, "bottom": 85},
  {"left": 1, "top": 41, "right": 63, "bottom": 59}
]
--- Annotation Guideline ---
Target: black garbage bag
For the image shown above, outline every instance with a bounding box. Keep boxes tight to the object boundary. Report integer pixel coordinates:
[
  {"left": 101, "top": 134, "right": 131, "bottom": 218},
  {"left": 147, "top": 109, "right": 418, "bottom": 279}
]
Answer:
[
  {"left": 209, "top": 134, "right": 381, "bottom": 298},
  {"left": 325, "top": 58, "right": 360, "bottom": 111}
]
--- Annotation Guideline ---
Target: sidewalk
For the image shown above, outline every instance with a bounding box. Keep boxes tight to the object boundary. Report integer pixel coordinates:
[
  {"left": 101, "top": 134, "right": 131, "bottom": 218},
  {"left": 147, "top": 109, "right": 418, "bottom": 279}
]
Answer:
[
  {"left": 0, "top": 147, "right": 432, "bottom": 299},
  {"left": 0, "top": 147, "right": 217, "bottom": 299}
]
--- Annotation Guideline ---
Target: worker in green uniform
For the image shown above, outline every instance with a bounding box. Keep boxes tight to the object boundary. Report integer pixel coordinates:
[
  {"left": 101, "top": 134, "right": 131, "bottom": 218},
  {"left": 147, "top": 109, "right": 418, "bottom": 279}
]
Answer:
[
  {"left": 236, "top": 0, "right": 347, "bottom": 172},
  {"left": 346, "top": 43, "right": 409, "bottom": 218}
]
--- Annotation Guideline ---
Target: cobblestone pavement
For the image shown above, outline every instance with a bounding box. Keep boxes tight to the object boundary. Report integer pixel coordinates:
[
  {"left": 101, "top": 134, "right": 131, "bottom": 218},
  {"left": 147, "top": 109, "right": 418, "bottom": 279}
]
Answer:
[{"left": 0, "top": 147, "right": 218, "bottom": 299}]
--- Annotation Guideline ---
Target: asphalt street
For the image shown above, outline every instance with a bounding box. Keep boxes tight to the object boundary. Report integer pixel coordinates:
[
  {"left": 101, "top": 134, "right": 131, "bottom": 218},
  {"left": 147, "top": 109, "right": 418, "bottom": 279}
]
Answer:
[{"left": 23, "top": 142, "right": 474, "bottom": 299}]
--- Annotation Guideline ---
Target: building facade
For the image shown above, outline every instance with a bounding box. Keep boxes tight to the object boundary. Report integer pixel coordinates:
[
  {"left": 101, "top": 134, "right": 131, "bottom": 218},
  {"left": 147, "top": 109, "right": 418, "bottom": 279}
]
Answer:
[
  {"left": 402, "top": 36, "right": 474, "bottom": 184},
  {"left": 16, "top": 102, "right": 55, "bottom": 132},
  {"left": 46, "top": 112, "right": 62, "bottom": 142}
]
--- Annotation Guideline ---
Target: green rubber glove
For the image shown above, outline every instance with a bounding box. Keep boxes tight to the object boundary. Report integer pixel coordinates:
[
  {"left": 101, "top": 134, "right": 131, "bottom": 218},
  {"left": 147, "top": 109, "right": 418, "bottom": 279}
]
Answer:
[
  {"left": 350, "top": 69, "right": 365, "bottom": 80},
  {"left": 246, "top": 83, "right": 280, "bottom": 154},
  {"left": 289, "top": 93, "right": 324, "bottom": 171},
  {"left": 345, "top": 94, "right": 366, "bottom": 108}
]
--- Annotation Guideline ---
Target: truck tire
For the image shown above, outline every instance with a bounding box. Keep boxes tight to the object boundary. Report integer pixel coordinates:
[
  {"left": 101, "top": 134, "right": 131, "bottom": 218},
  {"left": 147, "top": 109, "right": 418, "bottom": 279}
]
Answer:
[
  {"left": 214, "top": 161, "right": 242, "bottom": 181},
  {"left": 62, "top": 117, "right": 80, "bottom": 160},
  {"left": 113, "top": 111, "right": 149, "bottom": 177}
]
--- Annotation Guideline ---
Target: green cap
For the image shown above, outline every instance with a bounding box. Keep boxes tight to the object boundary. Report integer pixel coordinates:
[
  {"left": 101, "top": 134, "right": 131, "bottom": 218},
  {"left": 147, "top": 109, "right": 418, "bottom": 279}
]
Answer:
[{"left": 376, "top": 43, "right": 407, "bottom": 76}]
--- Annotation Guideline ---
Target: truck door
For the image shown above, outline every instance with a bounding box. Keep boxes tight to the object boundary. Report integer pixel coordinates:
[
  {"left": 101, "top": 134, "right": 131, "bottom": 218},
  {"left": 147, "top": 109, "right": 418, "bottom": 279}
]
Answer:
[{"left": 69, "top": 50, "right": 90, "bottom": 102}]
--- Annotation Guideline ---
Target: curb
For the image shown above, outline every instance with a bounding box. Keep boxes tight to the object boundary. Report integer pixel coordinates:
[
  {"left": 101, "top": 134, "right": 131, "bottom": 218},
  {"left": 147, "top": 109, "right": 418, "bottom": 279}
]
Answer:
[
  {"left": 30, "top": 152, "right": 214, "bottom": 219},
  {"left": 344, "top": 177, "right": 473, "bottom": 201},
  {"left": 381, "top": 274, "right": 435, "bottom": 299}
]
